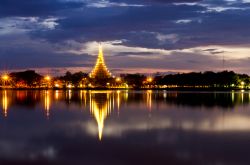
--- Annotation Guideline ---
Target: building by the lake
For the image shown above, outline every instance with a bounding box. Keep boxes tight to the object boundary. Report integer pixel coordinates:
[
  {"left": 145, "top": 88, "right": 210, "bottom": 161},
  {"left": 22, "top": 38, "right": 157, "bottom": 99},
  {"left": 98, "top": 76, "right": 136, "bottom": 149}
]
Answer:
[{"left": 89, "top": 44, "right": 112, "bottom": 79}]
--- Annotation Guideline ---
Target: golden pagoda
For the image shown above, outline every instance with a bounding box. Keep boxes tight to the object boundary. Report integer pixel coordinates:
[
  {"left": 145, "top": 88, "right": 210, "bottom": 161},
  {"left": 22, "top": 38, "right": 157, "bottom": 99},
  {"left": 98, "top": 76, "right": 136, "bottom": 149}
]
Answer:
[{"left": 89, "top": 44, "right": 112, "bottom": 79}]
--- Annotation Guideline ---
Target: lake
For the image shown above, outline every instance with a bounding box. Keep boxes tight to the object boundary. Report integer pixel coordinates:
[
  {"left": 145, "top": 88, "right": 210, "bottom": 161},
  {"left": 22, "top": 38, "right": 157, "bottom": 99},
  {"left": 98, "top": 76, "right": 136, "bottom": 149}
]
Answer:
[{"left": 0, "top": 90, "right": 250, "bottom": 165}]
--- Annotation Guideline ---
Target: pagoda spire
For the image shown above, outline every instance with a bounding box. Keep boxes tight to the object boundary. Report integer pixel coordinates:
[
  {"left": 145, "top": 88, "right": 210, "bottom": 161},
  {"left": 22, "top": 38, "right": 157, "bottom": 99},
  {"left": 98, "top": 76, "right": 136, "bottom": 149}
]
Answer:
[
  {"left": 89, "top": 44, "right": 111, "bottom": 79},
  {"left": 97, "top": 44, "right": 104, "bottom": 65}
]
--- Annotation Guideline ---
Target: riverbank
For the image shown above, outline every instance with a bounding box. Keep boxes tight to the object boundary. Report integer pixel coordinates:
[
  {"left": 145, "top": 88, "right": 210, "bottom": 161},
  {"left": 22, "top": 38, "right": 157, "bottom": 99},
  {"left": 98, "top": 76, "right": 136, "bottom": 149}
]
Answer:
[{"left": 0, "top": 87, "right": 248, "bottom": 91}]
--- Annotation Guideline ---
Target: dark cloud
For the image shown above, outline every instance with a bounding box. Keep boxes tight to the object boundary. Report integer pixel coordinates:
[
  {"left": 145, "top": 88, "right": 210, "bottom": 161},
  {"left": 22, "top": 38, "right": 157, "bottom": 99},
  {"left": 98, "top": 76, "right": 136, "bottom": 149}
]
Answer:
[
  {"left": 0, "top": 34, "right": 94, "bottom": 69},
  {"left": 0, "top": 0, "right": 250, "bottom": 73},
  {"left": 0, "top": 0, "right": 84, "bottom": 17},
  {"left": 30, "top": 4, "right": 205, "bottom": 45},
  {"left": 109, "top": 0, "right": 202, "bottom": 4},
  {"left": 116, "top": 52, "right": 155, "bottom": 56}
]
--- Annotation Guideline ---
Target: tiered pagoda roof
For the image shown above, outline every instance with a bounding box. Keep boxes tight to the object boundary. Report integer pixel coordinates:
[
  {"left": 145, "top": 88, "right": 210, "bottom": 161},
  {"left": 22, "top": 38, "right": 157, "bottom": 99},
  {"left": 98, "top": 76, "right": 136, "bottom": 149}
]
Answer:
[{"left": 89, "top": 44, "right": 111, "bottom": 79}]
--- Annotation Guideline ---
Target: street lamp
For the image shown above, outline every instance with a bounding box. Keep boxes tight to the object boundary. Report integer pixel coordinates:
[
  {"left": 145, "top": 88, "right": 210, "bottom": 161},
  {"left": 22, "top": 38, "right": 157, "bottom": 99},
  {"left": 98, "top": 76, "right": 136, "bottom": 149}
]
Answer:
[
  {"left": 241, "top": 81, "right": 245, "bottom": 89},
  {"left": 116, "top": 77, "right": 121, "bottom": 82},
  {"left": 147, "top": 77, "right": 153, "bottom": 82},
  {"left": 1, "top": 74, "right": 9, "bottom": 87},
  {"left": 147, "top": 77, "right": 153, "bottom": 83},
  {"left": 45, "top": 76, "right": 51, "bottom": 81},
  {"left": 44, "top": 76, "right": 51, "bottom": 88}
]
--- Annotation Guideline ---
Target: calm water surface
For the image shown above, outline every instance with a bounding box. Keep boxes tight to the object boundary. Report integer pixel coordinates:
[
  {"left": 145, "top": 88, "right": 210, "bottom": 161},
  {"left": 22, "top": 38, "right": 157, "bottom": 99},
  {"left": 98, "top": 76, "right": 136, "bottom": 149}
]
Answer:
[{"left": 0, "top": 90, "right": 250, "bottom": 165}]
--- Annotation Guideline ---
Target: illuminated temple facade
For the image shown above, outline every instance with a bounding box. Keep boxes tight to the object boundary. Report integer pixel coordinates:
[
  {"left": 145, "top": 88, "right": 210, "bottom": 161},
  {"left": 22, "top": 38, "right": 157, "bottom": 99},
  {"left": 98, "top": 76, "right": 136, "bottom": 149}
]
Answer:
[{"left": 89, "top": 44, "right": 112, "bottom": 79}]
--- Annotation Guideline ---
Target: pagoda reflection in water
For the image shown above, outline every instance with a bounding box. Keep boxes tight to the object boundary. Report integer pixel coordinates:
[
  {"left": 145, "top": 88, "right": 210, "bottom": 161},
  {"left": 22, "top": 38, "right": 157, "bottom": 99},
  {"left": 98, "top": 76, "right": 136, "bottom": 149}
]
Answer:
[
  {"left": 2, "top": 90, "right": 250, "bottom": 140},
  {"left": 89, "top": 91, "right": 118, "bottom": 140}
]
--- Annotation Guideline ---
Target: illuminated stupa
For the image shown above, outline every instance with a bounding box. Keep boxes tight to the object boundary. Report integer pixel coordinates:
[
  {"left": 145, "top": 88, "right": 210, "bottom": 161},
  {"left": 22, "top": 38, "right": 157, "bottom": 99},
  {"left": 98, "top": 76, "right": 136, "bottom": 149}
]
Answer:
[{"left": 89, "top": 44, "right": 112, "bottom": 79}]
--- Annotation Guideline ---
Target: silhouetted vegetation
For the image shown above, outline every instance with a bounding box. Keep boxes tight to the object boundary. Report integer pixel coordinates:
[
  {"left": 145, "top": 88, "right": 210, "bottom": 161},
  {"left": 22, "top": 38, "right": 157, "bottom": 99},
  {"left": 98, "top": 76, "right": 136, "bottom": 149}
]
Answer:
[
  {"left": 122, "top": 74, "right": 146, "bottom": 88},
  {"left": 155, "top": 71, "right": 250, "bottom": 88},
  {"left": 58, "top": 71, "right": 88, "bottom": 87},
  {"left": 1, "top": 70, "right": 250, "bottom": 89},
  {"left": 9, "top": 70, "right": 43, "bottom": 87}
]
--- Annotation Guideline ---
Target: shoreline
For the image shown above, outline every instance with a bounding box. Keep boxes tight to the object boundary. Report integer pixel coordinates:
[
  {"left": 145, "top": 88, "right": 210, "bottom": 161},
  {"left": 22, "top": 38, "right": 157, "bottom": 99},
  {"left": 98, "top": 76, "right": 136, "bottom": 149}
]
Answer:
[{"left": 0, "top": 87, "right": 248, "bottom": 91}]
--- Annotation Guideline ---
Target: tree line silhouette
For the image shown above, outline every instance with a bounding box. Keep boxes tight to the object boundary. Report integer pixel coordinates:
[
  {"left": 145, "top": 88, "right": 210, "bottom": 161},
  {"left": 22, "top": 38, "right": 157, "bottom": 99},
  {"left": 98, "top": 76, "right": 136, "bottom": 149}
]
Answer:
[{"left": 1, "top": 70, "right": 250, "bottom": 89}]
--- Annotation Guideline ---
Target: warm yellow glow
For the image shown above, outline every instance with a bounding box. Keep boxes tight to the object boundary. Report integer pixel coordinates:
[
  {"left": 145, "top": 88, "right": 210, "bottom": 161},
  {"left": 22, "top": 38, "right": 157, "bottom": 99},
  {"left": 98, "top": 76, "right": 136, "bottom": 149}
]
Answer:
[
  {"left": 2, "top": 75, "right": 9, "bottom": 81},
  {"left": 45, "top": 76, "right": 51, "bottom": 81},
  {"left": 55, "top": 90, "right": 59, "bottom": 100},
  {"left": 241, "top": 81, "right": 245, "bottom": 89},
  {"left": 116, "top": 77, "right": 121, "bottom": 82},
  {"left": 147, "top": 77, "right": 153, "bottom": 82},
  {"left": 146, "top": 90, "right": 152, "bottom": 110},
  {"left": 124, "top": 83, "right": 129, "bottom": 88},
  {"left": 2, "top": 90, "right": 8, "bottom": 117},
  {"left": 89, "top": 44, "right": 112, "bottom": 79},
  {"left": 80, "top": 90, "right": 87, "bottom": 107},
  {"left": 44, "top": 91, "right": 50, "bottom": 118},
  {"left": 67, "top": 90, "right": 72, "bottom": 100},
  {"left": 89, "top": 92, "right": 121, "bottom": 140},
  {"left": 90, "top": 94, "right": 110, "bottom": 140},
  {"left": 117, "top": 90, "right": 120, "bottom": 111}
]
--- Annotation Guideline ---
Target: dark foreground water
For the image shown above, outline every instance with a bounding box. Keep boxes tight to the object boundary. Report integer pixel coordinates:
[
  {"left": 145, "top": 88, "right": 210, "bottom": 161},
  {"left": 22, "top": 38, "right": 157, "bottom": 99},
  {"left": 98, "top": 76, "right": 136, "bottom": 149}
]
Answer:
[{"left": 0, "top": 90, "right": 250, "bottom": 165}]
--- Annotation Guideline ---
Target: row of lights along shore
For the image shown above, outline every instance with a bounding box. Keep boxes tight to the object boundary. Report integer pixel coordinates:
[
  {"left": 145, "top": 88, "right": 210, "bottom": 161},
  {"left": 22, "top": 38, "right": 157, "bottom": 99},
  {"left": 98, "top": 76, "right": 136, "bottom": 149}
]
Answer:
[
  {"left": 1, "top": 73, "right": 248, "bottom": 89},
  {"left": 0, "top": 73, "right": 154, "bottom": 89}
]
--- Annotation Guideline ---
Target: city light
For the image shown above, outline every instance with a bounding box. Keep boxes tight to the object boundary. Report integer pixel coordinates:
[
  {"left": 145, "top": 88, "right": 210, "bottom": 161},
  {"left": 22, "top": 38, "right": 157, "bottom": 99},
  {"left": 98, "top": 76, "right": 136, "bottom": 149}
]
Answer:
[
  {"left": 241, "top": 81, "right": 245, "bottom": 89},
  {"left": 0, "top": 46, "right": 249, "bottom": 90},
  {"left": 1, "top": 74, "right": 9, "bottom": 88},
  {"left": 116, "top": 77, "right": 121, "bottom": 82},
  {"left": 45, "top": 76, "right": 51, "bottom": 81},
  {"left": 2, "top": 75, "right": 9, "bottom": 81},
  {"left": 147, "top": 77, "right": 153, "bottom": 83}
]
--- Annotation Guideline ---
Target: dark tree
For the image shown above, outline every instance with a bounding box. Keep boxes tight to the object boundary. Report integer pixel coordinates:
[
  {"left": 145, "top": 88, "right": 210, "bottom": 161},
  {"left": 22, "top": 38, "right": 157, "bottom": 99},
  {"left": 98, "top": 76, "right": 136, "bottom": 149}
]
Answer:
[
  {"left": 122, "top": 74, "right": 146, "bottom": 88},
  {"left": 10, "top": 70, "right": 42, "bottom": 87}
]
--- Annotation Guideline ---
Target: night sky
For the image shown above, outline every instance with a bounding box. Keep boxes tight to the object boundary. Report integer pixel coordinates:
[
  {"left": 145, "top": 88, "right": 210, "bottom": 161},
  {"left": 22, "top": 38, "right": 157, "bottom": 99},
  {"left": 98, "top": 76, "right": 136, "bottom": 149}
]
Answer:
[{"left": 0, "top": 0, "right": 250, "bottom": 75}]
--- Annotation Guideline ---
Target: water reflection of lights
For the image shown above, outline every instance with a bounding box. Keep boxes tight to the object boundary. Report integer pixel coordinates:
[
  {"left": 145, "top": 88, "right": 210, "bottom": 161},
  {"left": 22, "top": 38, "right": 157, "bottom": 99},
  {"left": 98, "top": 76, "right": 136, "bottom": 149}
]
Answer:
[
  {"left": 66, "top": 90, "right": 72, "bottom": 101},
  {"left": 4, "top": 90, "right": 250, "bottom": 139},
  {"left": 241, "top": 90, "right": 244, "bottom": 103},
  {"left": 163, "top": 90, "right": 167, "bottom": 99},
  {"left": 55, "top": 90, "right": 59, "bottom": 100},
  {"left": 89, "top": 91, "right": 121, "bottom": 140},
  {"left": 146, "top": 90, "right": 152, "bottom": 110},
  {"left": 82, "top": 90, "right": 87, "bottom": 107},
  {"left": 124, "top": 90, "right": 128, "bottom": 101},
  {"left": 117, "top": 90, "right": 120, "bottom": 112},
  {"left": 232, "top": 91, "right": 235, "bottom": 102},
  {"left": 44, "top": 90, "right": 51, "bottom": 118},
  {"left": 2, "top": 90, "right": 8, "bottom": 117}
]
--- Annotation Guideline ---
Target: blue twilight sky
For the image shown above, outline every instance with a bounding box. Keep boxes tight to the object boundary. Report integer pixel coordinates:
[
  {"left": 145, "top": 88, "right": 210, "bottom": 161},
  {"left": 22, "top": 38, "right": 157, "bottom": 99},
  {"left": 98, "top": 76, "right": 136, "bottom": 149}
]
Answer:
[{"left": 0, "top": 0, "right": 250, "bottom": 75}]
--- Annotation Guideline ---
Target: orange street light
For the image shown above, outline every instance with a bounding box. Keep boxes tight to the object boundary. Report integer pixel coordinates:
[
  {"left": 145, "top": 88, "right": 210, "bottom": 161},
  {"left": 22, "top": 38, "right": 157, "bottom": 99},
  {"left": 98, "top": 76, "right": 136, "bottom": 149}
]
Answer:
[
  {"left": 45, "top": 76, "right": 51, "bottom": 81},
  {"left": 116, "top": 77, "right": 121, "bottom": 82},
  {"left": 2, "top": 74, "right": 9, "bottom": 87},
  {"left": 147, "top": 77, "right": 153, "bottom": 83},
  {"left": 2, "top": 75, "right": 9, "bottom": 81}
]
